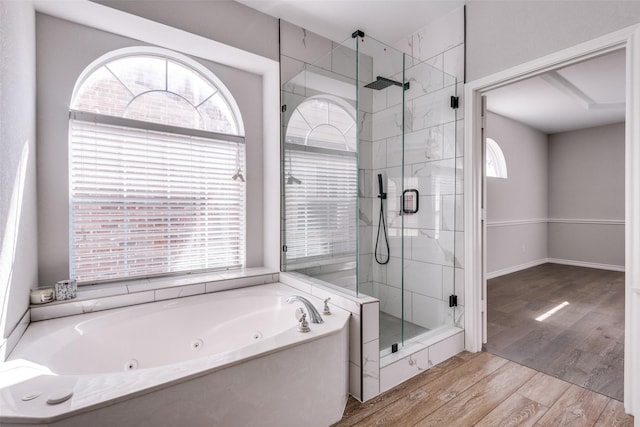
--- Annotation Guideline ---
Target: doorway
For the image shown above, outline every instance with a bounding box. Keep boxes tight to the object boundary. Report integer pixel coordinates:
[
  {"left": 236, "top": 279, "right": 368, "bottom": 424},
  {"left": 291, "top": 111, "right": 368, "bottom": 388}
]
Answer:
[
  {"left": 481, "top": 50, "right": 626, "bottom": 400},
  {"left": 463, "top": 26, "right": 640, "bottom": 417}
]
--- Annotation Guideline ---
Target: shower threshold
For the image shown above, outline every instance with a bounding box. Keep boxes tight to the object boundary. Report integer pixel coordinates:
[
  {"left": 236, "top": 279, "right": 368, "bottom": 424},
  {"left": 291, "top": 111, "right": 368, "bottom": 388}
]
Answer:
[{"left": 379, "top": 312, "right": 429, "bottom": 351}]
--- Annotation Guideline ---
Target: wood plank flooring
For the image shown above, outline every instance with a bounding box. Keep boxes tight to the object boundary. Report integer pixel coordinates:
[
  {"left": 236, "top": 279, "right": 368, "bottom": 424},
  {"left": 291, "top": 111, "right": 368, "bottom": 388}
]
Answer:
[
  {"left": 332, "top": 352, "right": 633, "bottom": 427},
  {"left": 486, "top": 263, "right": 625, "bottom": 401}
]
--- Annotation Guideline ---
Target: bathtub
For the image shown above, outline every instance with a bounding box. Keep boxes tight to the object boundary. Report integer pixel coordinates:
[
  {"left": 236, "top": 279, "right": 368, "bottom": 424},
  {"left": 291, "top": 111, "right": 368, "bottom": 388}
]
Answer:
[{"left": 0, "top": 283, "right": 350, "bottom": 426}]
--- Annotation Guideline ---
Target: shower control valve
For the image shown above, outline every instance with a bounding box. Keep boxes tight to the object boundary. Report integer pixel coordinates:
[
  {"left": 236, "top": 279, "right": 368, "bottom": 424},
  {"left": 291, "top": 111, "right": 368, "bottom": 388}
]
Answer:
[{"left": 323, "top": 298, "right": 332, "bottom": 315}]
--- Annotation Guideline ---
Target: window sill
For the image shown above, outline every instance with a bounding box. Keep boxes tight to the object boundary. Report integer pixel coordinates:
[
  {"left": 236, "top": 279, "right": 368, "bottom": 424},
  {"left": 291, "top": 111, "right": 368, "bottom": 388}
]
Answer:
[{"left": 30, "top": 267, "right": 279, "bottom": 322}]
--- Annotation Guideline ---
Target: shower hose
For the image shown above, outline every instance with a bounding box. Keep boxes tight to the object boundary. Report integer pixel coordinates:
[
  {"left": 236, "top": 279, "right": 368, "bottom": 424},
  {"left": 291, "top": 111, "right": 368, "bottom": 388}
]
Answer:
[{"left": 375, "top": 198, "right": 390, "bottom": 265}]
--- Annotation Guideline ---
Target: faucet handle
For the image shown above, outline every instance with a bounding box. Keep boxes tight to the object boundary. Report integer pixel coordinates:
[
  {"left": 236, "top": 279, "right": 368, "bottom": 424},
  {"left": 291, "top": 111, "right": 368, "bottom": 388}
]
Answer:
[
  {"left": 297, "top": 312, "right": 310, "bottom": 333},
  {"left": 323, "top": 297, "right": 332, "bottom": 315}
]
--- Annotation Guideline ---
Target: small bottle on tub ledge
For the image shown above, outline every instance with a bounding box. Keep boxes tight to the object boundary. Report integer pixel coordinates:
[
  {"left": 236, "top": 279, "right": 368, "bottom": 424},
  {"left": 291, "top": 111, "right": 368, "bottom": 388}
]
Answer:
[{"left": 54, "top": 279, "right": 77, "bottom": 301}]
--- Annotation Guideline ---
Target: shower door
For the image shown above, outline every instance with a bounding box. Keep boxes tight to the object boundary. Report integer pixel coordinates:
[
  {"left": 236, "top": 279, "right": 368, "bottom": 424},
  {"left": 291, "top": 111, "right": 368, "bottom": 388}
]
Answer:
[
  {"left": 395, "top": 55, "right": 460, "bottom": 353},
  {"left": 356, "top": 35, "right": 461, "bottom": 355},
  {"left": 355, "top": 35, "right": 408, "bottom": 352}
]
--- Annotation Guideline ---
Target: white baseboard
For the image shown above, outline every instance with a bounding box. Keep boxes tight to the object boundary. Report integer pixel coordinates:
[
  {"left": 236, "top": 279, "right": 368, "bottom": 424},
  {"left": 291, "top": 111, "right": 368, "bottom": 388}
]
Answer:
[
  {"left": 487, "top": 258, "right": 625, "bottom": 279},
  {"left": 486, "top": 259, "right": 548, "bottom": 279},
  {"left": 546, "top": 258, "right": 625, "bottom": 272}
]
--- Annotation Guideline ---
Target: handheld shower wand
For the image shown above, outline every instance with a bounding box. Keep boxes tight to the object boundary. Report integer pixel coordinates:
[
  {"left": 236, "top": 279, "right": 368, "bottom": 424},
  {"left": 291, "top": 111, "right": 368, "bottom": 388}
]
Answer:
[
  {"left": 378, "top": 174, "right": 386, "bottom": 200},
  {"left": 375, "top": 173, "right": 390, "bottom": 265}
]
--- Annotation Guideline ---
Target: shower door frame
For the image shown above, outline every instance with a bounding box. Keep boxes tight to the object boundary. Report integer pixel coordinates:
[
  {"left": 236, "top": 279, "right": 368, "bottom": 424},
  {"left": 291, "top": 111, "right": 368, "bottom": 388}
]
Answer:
[
  {"left": 464, "top": 24, "right": 640, "bottom": 417},
  {"left": 363, "top": 43, "right": 460, "bottom": 355}
]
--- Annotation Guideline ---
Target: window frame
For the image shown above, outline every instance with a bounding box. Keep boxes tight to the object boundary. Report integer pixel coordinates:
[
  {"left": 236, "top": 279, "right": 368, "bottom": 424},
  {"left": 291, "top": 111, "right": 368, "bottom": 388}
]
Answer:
[
  {"left": 486, "top": 137, "right": 508, "bottom": 179},
  {"left": 70, "top": 46, "right": 245, "bottom": 136},
  {"left": 68, "top": 47, "right": 247, "bottom": 284}
]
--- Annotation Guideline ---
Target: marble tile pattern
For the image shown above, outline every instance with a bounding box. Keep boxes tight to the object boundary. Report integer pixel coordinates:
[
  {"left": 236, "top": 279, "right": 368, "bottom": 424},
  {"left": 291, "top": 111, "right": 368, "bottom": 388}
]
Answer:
[
  {"left": 362, "top": 338, "right": 381, "bottom": 401},
  {"left": 362, "top": 5, "right": 466, "bottom": 337},
  {"left": 379, "top": 330, "right": 464, "bottom": 393}
]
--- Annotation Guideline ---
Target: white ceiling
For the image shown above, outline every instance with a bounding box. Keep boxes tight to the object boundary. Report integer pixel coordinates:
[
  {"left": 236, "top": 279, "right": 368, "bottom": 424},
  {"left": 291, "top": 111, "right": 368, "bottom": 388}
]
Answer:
[
  {"left": 236, "top": 0, "right": 463, "bottom": 45},
  {"left": 486, "top": 49, "right": 626, "bottom": 134},
  {"left": 237, "top": 0, "right": 625, "bottom": 134}
]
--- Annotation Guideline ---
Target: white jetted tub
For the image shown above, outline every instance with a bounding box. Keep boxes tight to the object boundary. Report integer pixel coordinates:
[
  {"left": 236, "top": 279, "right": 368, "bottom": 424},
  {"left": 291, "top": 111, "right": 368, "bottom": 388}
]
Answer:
[{"left": 0, "top": 283, "right": 349, "bottom": 426}]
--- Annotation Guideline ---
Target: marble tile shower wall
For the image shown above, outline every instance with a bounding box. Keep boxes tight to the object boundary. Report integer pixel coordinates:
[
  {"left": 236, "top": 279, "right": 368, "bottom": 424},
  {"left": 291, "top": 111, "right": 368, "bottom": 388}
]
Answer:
[
  {"left": 280, "top": 21, "right": 370, "bottom": 114},
  {"left": 361, "top": 7, "right": 466, "bottom": 332}
]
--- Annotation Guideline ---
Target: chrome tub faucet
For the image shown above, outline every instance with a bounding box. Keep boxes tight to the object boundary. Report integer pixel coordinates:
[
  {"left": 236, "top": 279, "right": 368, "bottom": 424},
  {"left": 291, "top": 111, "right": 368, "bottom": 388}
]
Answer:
[{"left": 286, "top": 295, "right": 324, "bottom": 324}]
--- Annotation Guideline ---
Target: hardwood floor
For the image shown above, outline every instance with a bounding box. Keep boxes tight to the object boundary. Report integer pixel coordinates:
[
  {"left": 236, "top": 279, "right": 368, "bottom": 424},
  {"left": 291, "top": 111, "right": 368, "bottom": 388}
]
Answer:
[
  {"left": 486, "top": 263, "right": 625, "bottom": 401},
  {"left": 332, "top": 352, "right": 633, "bottom": 427}
]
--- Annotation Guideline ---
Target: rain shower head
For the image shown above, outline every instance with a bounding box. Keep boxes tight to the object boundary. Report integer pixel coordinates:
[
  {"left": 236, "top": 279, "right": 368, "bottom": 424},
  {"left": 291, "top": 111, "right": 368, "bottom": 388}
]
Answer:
[{"left": 364, "top": 76, "right": 410, "bottom": 91}]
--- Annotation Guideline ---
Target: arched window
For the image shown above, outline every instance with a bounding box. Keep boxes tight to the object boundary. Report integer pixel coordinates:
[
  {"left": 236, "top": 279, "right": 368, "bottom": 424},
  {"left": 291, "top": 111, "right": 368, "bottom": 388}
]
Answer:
[
  {"left": 284, "top": 96, "right": 357, "bottom": 263},
  {"left": 69, "top": 48, "right": 245, "bottom": 283},
  {"left": 285, "top": 97, "right": 356, "bottom": 151},
  {"left": 486, "top": 137, "right": 508, "bottom": 179}
]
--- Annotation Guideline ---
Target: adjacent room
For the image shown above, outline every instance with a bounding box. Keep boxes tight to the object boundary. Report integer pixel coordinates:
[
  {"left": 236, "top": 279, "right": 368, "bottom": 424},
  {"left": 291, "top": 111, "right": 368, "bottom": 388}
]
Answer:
[{"left": 483, "top": 49, "right": 626, "bottom": 401}]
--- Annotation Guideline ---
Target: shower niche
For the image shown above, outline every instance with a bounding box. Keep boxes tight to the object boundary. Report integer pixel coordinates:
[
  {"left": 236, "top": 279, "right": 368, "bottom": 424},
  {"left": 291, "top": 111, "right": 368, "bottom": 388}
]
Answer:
[{"left": 280, "top": 27, "right": 463, "bottom": 397}]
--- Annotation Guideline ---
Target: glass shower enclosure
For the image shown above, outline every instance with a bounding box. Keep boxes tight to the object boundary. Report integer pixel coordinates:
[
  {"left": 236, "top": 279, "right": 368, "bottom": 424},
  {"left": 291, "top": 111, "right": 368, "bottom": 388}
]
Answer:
[{"left": 281, "top": 31, "right": 461, "bottom": 357}]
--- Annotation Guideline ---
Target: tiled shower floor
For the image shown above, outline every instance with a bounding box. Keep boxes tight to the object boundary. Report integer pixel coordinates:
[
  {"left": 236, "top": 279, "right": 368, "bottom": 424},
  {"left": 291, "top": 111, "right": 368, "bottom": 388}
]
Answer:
[{"left": 379, "top": 312, "right": 429, "bottom": 351}]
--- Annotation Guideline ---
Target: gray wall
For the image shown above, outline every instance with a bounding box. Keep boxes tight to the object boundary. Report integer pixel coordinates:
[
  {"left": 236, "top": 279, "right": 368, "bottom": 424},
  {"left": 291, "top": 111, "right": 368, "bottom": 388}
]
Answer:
[
  {"left": 486, "top": 112, "right": 548, "bottom": 275},
  {"left": 93, "top": 0, "right": 279, "bottom": 61},
  {"left": 466, "top": 1, "right": 640, "bottom": 81},
  {"left": 486, "top": 115, "right": 625, "bottom": 275},
  {"left": 36, "top": 14, "right": 264, "bottom": 284},
  {"left": 548, "top": 123, "right": 625, "bottom": 267},
  {"left": 548, "top": 123, "right": 625, "bottom": 220},
  {"left": 0, "top": 1, "right": 38, "bottom": 342}
]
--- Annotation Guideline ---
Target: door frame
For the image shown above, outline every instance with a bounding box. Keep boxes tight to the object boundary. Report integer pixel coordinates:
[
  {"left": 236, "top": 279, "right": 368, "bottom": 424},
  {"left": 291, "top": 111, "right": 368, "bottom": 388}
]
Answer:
[{"left": 463, "top": 24, "right": 640, "bottom": 416}]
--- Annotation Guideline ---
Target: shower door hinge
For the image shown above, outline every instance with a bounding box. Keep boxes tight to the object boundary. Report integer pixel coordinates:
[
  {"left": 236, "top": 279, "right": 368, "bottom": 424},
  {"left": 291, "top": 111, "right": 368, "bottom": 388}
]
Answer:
[
  {"left": 282, "top": 245, "right": 287, "bottom": 252},
  {"left": 450, "top": 96, "right": 459, "bottom": 109},
  {"left": 449, "top": 294, "right": 458, "bottom": 307},
  {"left": 281, "top": 105, "right": 287, "bottom": 112}
]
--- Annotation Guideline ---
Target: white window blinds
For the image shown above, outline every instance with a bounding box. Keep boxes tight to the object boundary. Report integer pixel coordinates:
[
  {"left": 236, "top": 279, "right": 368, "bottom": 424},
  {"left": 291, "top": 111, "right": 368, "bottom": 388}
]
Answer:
[
  {"left": 69, "top": 117, "right": 245, "bottom": 283},
  {"left": 284, "top": 144, "right": 357, "bottom": 263}
]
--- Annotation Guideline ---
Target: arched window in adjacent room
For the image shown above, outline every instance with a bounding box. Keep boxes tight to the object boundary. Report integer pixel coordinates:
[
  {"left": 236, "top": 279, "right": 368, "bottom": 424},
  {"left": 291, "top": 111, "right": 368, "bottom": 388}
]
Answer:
[
  {"left": 69, "top": 47, "right": 245, "bottom": 283},
  {"left": 486, "top": 137, "right": 508, "bottom": 178}
]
